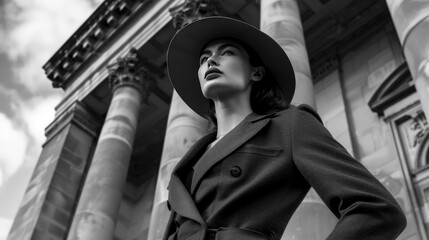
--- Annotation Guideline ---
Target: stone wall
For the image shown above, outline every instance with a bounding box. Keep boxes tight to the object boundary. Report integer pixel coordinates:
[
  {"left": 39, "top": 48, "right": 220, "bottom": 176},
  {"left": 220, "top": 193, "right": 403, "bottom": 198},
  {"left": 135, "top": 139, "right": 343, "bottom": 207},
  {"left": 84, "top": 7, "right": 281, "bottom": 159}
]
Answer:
[{"left": 312, "top": 27, "right": 419, "bottom": 239}]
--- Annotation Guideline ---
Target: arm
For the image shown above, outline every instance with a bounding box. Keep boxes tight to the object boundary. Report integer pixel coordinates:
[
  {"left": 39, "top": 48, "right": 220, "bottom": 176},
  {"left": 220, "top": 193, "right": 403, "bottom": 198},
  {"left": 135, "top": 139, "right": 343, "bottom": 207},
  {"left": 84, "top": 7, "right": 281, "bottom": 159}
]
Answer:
[{"left": 292, "top": 104, "right": 407, "bottom": 240}]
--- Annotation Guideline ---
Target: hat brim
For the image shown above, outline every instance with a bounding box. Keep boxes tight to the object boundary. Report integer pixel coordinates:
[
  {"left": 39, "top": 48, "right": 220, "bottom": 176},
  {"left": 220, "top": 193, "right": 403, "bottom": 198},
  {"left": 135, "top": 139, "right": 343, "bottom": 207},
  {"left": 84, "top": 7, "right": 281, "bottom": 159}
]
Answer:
[{"left": 167, "top": 16, "right": 295, "bottom": 117}]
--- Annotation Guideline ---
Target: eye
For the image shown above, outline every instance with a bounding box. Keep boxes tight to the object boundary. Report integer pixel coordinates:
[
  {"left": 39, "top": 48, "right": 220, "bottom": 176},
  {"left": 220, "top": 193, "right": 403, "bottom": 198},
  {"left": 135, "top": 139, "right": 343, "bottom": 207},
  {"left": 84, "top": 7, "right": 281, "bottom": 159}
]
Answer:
[
  {"left": 222, "top": 50, "right": 234, "bottom": 55},
  {"left": 200, "top": 56, "right": 208, "bottom": 65}
]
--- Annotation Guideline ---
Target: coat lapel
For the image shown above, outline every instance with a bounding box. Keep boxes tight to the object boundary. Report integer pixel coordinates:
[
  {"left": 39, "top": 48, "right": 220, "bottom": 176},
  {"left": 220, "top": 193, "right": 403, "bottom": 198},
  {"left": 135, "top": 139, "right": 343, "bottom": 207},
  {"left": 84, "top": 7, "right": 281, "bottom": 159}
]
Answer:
[
  {"left": 171, "top": 131, "right": 217, "bottom": 175},
  {"left": 167, "top": 111, "right": 277, "bottom": 226},
  {"left": 190, "top": 111, "right": 277, "bottom": 194},
  {"left": 168, "top": 130, "right": 216, "bottom": 227}
]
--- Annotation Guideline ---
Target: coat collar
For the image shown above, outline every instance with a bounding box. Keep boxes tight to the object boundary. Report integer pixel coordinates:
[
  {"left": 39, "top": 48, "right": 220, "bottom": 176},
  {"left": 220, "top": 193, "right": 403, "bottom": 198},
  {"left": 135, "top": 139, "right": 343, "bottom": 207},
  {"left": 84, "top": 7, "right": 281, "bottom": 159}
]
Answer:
[{"left": 168, "top": 111, "right": 277, "bottom": 226}]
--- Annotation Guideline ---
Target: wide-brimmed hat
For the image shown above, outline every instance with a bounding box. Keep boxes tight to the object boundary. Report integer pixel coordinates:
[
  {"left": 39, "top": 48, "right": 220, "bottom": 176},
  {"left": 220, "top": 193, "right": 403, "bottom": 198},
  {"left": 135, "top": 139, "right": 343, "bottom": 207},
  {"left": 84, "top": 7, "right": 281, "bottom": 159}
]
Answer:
[{"left": 167, "top": 16, "right": 295, "bottom": 117}]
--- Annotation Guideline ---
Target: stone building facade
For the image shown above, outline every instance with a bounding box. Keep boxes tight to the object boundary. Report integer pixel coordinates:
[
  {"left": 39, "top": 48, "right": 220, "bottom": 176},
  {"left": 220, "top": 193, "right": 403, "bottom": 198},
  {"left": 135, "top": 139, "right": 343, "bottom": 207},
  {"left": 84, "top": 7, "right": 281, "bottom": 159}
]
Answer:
[{"left": 7, "top": 0, "right": 429, "bottom": 239}]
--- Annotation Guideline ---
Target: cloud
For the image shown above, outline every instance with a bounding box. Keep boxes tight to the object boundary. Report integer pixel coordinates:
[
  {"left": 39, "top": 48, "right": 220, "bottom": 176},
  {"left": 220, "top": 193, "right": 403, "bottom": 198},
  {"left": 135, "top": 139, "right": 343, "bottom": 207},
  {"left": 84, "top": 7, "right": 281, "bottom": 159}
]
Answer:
[
  {"left": 0, "top": 83, "right": 21, "bottom": 120},
  {"left": 0, "top": 217, "right": 13, "bottom": 240},
  {"left": 0, "top": 0, "right": 102, "bottom": 178},
  {"left": 0, "top": 0, "right": 103, "bottom": 96},
  {"left": 0, "top": 71, "right": 60, "bottom": 183},
  {"left": 20, "top": 94, "right": 62, "bottom": 156},
  {"left": 0, "top": 0, "right": 102, "bottom": 234},
  {"left": 0, "top": 113, "right": 28, "bottom": 186}
]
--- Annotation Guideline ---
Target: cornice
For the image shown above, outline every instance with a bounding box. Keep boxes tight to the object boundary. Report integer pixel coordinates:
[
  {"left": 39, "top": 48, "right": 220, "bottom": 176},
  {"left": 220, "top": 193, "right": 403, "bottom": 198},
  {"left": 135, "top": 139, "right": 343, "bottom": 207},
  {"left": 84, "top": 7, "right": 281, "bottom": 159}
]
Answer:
[
  {"left": 43, "top": 0, "right": 154, "bottom": 89},
  {"left": 368, "top": 63, "right": 415, "bottom": 116},
  {"left": 53, "top": 1, "right": 182, "bottom": 117},
  {"left": 169, "top": 0, "right": 220, "bottom": 30}
]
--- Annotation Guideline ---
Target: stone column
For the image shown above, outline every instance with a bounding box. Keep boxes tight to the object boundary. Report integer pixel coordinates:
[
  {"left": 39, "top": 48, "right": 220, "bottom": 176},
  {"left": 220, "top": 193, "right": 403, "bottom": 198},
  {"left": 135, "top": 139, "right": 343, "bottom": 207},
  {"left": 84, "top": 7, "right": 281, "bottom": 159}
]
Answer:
[
  {"left": 67, "top": 49, "right": 154, "bottom": 240},
  {"left": 260, "top": 0, "right": 315, "bottom": 107},
  {"left": 385, "top": 0, "right": 429, "bottom": 118},
  {"left": 147, "top": 1, "right": 219, "bottom": 239},
  {"left": 261, "top": 1, "right": 338, "bottom": 239}
]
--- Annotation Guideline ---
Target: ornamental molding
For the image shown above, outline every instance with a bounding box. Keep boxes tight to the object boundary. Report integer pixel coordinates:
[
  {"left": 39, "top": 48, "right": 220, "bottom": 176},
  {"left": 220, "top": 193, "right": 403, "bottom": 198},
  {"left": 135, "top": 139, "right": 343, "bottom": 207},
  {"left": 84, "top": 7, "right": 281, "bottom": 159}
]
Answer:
[
  {"left": 312, "top": 58, "right": 338, "bottom": 83},
  {"left": 368, "top": 63, "right": 415, "bottom": 116},
  {"left": 406, "top": 110, "right": 429, "bottom": 173},
  {"left": 416, "top": 130, "right": 429, "bottom": 173},
  {"left": 53, "top": 1, "right": 177, "bottom": 118},
  {"left": 410, "top": 110, "right": 428, "bottom": 148},
  {"left": 42, "top": 0, "right": 154, "bottom": 89},
  {"left": 107, "top": 48, "right": 164, "bottom": 103},
  {"left": 169, "top": 0, "right": 220, "bottom": 30}
]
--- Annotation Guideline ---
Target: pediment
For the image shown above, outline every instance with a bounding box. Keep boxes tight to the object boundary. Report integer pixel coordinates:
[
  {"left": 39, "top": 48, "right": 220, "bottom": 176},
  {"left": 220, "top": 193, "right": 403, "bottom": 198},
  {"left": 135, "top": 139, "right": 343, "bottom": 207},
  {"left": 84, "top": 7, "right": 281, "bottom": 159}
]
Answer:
[{"left": 368, "top": 63, "right": 415, "bottom": 115}]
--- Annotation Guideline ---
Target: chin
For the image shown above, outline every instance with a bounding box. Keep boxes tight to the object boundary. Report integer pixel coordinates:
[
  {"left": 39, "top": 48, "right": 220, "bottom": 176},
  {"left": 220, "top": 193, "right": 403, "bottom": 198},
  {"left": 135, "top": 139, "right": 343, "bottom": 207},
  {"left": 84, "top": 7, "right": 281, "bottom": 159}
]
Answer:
[
  {"left": 202, "top": 88, "right": 243, "bottom": 100},
  {"left": 201, "top": 79, "right": 248, "bottom": 98}
]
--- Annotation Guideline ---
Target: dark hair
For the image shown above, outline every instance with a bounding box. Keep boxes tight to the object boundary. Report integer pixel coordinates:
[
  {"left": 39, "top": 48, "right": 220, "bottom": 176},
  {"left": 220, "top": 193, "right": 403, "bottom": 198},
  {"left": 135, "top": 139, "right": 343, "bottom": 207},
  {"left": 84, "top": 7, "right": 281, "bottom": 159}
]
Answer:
[{"left": 203, "top": 38, "right": 287, "bottom": 131}]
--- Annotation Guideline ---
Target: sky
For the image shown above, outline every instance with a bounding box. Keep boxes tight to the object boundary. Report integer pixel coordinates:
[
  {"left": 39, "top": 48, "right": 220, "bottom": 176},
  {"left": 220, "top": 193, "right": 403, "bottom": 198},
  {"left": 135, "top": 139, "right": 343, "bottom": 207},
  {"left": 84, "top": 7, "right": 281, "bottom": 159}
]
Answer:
[{"left": 0, "top": 0, "right": 103, "bottom": 239}]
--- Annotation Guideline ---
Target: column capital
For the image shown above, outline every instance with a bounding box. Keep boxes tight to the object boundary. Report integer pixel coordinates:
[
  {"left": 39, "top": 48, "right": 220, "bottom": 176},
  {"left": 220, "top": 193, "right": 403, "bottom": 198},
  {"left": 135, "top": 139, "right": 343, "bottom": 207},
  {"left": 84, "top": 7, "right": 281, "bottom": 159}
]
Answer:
[
  {"left": 107, "top": 48, "right": 160, "bottom": 102},
  {"left": 169, "top": 0, "right": 220, "bottom": 30}
]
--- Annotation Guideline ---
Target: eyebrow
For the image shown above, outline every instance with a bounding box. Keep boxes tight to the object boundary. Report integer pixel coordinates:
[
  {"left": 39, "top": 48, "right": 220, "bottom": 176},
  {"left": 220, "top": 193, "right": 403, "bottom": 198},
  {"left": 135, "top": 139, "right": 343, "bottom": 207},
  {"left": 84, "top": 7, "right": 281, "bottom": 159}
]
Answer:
[{"left": 201, "top": 44, "right": 239, "bottom": 56}]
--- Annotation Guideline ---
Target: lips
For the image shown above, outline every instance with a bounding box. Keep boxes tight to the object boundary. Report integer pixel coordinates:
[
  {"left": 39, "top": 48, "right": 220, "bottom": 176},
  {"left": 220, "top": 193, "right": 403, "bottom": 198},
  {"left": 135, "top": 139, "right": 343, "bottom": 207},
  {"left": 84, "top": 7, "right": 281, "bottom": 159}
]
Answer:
[{"left": 205, "top": 67, "right": 223, "bottom": 80}]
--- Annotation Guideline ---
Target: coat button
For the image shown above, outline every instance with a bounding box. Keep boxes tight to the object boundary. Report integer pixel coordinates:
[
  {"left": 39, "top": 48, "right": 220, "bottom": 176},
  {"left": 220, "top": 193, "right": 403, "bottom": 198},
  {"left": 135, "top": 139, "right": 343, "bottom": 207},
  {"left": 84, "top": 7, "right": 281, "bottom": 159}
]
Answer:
[{"left": 230, "top": 166, "right": 242, "bottom": 177}]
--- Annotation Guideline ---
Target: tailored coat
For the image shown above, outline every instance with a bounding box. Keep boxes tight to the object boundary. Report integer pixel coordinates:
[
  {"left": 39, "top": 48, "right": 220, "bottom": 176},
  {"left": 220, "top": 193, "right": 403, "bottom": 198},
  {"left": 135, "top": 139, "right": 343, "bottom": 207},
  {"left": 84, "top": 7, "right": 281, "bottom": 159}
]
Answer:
[{"left": 163, "top": 104, "right": 407, "bottom": 240}]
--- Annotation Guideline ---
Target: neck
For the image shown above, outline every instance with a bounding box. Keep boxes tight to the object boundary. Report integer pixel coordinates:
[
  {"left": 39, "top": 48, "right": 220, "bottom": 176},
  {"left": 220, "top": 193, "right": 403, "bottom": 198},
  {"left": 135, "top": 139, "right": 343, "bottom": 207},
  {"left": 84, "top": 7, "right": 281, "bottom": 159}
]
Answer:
[{"left": 212, "top": 92, "right": 253, "bottom": 137}]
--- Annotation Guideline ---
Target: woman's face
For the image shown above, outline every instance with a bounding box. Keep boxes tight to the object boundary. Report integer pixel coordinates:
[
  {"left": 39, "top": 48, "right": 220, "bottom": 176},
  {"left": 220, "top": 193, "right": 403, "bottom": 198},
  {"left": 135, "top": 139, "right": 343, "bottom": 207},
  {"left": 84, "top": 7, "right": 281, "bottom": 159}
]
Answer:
[{"left": 197, "top": 38, "right": 256, "bottom": 100}]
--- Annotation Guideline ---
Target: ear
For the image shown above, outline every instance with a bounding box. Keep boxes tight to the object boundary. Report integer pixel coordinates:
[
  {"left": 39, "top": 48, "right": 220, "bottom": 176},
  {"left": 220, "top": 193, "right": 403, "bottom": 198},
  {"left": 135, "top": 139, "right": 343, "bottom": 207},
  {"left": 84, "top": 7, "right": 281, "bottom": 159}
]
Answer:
[{"left": 250, "top": 66, "right": 265, "bottom": 82}]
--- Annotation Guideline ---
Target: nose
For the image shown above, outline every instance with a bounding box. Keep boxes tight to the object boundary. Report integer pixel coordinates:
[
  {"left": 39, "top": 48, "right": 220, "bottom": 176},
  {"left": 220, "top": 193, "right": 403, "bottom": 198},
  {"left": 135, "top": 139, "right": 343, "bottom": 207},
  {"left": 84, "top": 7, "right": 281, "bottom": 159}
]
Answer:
[{"left": 207, "top": 54, "right": 219, "bottom": 67}]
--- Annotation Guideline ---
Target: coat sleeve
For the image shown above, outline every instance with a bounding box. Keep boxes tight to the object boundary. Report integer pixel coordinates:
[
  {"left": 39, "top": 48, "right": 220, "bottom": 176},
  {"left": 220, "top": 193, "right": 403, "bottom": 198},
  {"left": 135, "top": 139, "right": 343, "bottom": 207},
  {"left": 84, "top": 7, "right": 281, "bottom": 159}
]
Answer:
[{"left": 291, "top": 104, "right": 407, "bottom": 240}]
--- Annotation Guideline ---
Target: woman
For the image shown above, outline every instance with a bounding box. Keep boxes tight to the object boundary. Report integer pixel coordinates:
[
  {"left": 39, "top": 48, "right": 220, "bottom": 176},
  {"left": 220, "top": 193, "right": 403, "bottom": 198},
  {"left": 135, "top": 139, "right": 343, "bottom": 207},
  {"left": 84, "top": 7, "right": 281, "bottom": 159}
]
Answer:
[{"left": 164, "top": 16, "right": 406, "bottom": 240}]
